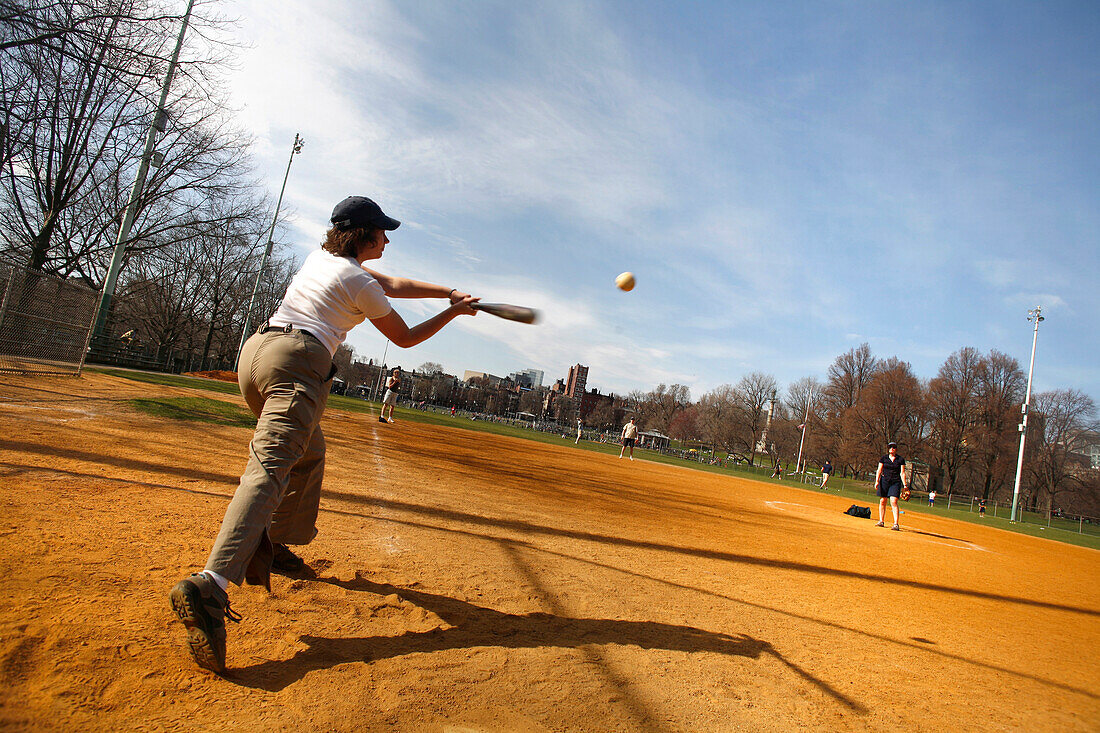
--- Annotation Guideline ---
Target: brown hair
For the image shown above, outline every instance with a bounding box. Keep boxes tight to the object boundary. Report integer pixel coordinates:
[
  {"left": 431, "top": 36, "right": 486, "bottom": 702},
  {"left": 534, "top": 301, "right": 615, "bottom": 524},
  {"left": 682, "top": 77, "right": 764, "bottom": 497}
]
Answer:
[{"left": 320, "top": 226, "right": 380, "bottom": 258}]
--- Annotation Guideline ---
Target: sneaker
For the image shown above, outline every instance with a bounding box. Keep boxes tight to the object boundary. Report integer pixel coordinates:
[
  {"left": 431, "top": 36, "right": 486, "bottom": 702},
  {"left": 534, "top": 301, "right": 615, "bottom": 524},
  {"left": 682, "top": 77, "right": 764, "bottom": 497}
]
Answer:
[
  {"left": 378, "top": 416, "right": 387, "bottom": 423},
  {"left": 875, "top": 521, "right": 885, "bottom": 527},
  {"left": 271, "top": 543, "right": 305, "bottom": 574},
  {"left": 891, "top": 524, "right": 900, "bottom": 531},
  {"left": 169, "top": 573, "right": 241, "bottom": 673}
]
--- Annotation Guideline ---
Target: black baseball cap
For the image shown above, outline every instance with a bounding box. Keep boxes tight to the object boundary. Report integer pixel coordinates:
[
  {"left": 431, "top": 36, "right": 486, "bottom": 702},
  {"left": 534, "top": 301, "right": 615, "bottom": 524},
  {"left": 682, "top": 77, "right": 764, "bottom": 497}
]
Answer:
[{"left": 330, "top": 196, "right": 401, "bottom": 231}]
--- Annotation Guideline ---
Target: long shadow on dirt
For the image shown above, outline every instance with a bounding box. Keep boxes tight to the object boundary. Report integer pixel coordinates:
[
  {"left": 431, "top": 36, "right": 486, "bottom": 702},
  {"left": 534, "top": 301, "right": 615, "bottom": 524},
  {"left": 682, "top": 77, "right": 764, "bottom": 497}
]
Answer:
[
  {"left": 5, "top": 455, "right": 1097, "bottom": 620},
  {"left": 319, "top": 487, "right": 1100, "bottom": 618},
  {"left": 232, "top": 576, "right": 797, "bottom": 692}
]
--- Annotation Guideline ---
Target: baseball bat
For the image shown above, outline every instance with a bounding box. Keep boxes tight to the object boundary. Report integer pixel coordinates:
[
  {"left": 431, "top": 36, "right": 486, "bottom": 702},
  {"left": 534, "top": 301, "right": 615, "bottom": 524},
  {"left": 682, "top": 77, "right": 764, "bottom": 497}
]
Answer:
[{"left": 471, "top": 302, "right": 539, "bottom": 324}]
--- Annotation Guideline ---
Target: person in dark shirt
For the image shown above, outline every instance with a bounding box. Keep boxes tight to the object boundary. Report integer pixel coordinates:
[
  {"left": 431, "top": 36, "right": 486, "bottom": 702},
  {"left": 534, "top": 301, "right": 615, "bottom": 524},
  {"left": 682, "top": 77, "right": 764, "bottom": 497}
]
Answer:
[
  {"left": 873, "top": 441, "right": 909, "bottom": 531},
  {"left": 978, "top": 498, "right": 987, "bottom": 518},
  {"left": 821, "top": 460, "right": 834, "bottom": 490}
]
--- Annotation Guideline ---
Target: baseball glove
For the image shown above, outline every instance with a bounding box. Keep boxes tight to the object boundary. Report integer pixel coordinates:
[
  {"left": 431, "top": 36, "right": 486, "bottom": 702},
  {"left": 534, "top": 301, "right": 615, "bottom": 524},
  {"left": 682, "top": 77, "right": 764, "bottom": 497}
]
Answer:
[{"left": 900, "top": 486, "right": 912, "bottom": 501}]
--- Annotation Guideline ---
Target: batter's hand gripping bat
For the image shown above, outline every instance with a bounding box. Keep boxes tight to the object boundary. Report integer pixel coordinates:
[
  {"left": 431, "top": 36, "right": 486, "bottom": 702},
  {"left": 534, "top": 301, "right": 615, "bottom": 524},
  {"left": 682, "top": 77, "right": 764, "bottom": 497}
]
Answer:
[{"left": 470, "top": 302, "right": 539, "bottom": 324}]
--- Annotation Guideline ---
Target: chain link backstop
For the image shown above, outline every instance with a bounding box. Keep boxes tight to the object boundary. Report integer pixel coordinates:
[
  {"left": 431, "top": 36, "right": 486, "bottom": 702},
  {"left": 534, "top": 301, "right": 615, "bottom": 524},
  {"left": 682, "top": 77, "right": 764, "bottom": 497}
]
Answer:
[{"left": 0, "top": 262, "right": 97, "bottom": 376}]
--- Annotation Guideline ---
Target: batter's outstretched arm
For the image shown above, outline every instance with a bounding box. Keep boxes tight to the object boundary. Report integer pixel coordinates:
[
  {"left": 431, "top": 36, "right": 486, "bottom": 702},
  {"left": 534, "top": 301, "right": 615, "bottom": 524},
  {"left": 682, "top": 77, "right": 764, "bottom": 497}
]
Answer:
[
  {"left": 363, "top": 268, "right": 471, "bottom": 303},
  {"left": 370, "top": 296, "right": 478, "bottom": 348}
]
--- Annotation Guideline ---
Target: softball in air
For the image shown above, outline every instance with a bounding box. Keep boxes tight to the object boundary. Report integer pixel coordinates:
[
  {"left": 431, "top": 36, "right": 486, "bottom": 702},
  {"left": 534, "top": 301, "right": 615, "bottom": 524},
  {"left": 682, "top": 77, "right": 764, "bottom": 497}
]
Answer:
[{"left": 615, "top": 272, "right": 636, "bottom": 291}]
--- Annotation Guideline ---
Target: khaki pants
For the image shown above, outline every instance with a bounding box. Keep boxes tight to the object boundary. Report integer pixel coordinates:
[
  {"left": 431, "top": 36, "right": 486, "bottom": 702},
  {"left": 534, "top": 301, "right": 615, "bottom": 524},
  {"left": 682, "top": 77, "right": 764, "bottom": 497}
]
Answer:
[{"left": 205, "top": 329, "right": 333, "bottom": 588}]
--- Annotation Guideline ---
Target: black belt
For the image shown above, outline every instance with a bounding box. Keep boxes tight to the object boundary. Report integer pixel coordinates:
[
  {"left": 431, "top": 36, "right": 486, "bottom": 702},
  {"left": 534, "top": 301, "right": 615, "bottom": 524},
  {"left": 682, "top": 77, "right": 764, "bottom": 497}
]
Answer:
[{"left": 259, "top": 323, "right": 317, "bottom": 341}]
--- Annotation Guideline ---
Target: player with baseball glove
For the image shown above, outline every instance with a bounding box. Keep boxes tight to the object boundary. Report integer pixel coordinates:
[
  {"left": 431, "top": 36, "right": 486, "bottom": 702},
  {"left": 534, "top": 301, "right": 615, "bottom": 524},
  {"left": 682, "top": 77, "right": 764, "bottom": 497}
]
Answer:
[{"left": 873, "top": 441, "right": 909, "bottom": 531}]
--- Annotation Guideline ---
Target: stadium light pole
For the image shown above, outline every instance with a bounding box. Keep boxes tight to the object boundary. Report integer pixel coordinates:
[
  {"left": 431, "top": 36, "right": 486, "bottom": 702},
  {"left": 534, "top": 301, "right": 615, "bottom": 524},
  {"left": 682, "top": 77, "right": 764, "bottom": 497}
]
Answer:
[
  {"left": 236, "top": 133, "right": 304, "bottom": 368},
  {"left": 91, "top": 0, "right": 196, "bottom": 342},
  {"left": 374, "top": 339, "right": 390, "bottom": 401},
  {"left": 1010, "top": 305, "right": 1044, "bottom": 523},
  {"left": 795, "top": 386, "right": 814, "bottom": 476}
]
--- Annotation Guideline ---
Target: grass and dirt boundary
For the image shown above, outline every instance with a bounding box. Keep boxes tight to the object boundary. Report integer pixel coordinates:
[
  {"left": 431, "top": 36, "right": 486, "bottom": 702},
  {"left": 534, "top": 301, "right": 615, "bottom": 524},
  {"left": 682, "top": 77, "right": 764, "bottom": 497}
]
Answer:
[{"left": 95, "top": 367, "right": 1100, "bottom": 551}]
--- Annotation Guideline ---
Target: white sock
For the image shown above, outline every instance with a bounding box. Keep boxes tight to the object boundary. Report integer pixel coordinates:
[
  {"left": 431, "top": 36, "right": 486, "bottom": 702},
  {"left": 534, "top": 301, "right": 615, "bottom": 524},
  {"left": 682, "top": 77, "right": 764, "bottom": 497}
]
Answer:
[{"left": 204, "top": 570, "right": 229, "bottom": 592}]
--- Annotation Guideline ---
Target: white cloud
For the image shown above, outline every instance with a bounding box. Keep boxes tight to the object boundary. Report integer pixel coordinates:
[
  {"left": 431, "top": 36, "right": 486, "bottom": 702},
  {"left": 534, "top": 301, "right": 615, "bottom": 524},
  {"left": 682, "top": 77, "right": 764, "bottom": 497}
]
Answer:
[
  {"left": 975, "top": 259, "right": 1019, "bottom": 288},
  {"left": 1004, "top": 293, "right": 1068, "bottom": 312},
  {"left": 218, "top": 0, "right": 1100, "bottom": 400}
]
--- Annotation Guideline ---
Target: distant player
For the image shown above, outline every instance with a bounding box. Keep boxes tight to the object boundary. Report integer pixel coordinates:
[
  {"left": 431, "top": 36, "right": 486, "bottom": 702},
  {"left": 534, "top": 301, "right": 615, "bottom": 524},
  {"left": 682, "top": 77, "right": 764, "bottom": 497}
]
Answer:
[
  {"left": 978, "top": 498, "right": 987, "bottom": 518},
  {"left": 821, "top": 459, "right": 833, "bottom": 489},
  {"left": 380, "top": 367, "right": 401, "bottom": 423},
  {"left": 619, "top": 418, "right": 638, "bottom": 460},
  {"left": 575, "top": 417, "right": 582, "bottom": 444},
  {"left": 874, "top": 441, "right": 909, "bottom": 531},
  {"left": 928, "top": 489, "right": 937, "bottom": 507},
  {"left": 770, "top": 458, "right": 783, "bottom": 479}
]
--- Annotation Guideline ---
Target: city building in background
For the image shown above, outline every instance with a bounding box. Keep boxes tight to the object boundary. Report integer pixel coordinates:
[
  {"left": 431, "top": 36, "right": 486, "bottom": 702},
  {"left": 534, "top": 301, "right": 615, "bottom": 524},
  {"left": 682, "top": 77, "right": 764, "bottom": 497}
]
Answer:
[
  {"left": 566, "top": 364, "right": 588, "bottom": 398},
  {"left": 509, "top": 368, "right": 544, "bottom": 389}
]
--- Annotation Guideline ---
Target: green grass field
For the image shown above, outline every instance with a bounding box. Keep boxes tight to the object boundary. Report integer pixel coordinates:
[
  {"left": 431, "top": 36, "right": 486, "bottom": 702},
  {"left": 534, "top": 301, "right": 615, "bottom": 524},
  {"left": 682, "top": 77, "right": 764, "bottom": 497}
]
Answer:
[
  {"left": 95, "top": 367, "right": 1100, "bottom": 551},
  {"left": 130, "top": 396, "right": 256, "bottom": 428}
]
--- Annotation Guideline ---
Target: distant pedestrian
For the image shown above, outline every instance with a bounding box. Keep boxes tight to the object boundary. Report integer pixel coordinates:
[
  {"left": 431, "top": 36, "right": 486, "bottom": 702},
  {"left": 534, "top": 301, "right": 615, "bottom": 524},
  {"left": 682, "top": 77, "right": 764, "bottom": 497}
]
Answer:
[
  {"left": 874, "top": 441, "right": 909, "bottom": 531},
  {"left": 619, "top": 418, "right": 638, "bottom": 460},
  {"left": 978, "top": 498, "right": 986, "bottom": 518},
  {"left": 575, "top": 418, "right": 582, "bottom": 444},
  {"left": 771, "top": 458, "right": 782, "bottom": 479},
  {"left": 821, "top": 460, "right": 833, "bottom": 490},
  {"left": 928, "top": 489, "right": 937, "bottom": 507}
]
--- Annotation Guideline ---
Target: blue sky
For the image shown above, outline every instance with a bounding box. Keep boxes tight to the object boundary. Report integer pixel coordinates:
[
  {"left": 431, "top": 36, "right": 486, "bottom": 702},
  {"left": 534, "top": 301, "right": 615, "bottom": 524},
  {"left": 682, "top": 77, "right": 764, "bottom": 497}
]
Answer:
[{"left": 220, "top": 0, "right": 1099, "bottom": 400}]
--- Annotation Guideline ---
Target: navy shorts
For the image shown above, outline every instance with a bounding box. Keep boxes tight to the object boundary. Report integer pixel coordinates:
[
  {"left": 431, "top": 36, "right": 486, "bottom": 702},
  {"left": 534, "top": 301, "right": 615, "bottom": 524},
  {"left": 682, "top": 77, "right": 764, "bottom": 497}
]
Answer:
[
  {"left": 878, "top": 480, "right": 902, "bottom": 499},
  {"left": 623, "top": 437, "right": 635, "bottom": 447}
]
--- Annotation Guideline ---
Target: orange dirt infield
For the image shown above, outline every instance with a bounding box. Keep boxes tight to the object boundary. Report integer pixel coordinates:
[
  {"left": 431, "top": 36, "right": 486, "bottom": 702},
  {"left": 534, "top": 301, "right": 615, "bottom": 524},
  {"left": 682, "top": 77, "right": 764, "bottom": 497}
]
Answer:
[{"left": 1, "top": 371, "right": 1098, "bottom": 732}]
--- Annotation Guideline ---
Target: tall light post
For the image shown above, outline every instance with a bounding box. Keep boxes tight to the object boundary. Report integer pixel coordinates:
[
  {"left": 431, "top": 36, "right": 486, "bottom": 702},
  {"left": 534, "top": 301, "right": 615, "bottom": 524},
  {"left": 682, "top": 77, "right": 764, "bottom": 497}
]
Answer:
[
  {"left": 1010, "top": 305, "right": 1044, "bottom": 522},
  {"left": 795, "top": 386, "right": 814, "bottom": 476},
  {"left": 91, "top": 0, "right": 196, "bottom": 341},
  {"left": 236, "top": 133, "right": 304, "bottom": 367},
  {"left": 373, "top": 340, "right": 391, "bottom": 401}
]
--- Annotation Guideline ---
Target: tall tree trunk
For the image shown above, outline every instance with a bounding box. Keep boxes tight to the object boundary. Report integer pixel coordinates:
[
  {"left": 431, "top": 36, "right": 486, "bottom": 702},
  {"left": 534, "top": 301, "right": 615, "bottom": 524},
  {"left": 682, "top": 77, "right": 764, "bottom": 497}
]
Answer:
[{"left": 200, "top": 297, "right": 220, "bottom": 369}]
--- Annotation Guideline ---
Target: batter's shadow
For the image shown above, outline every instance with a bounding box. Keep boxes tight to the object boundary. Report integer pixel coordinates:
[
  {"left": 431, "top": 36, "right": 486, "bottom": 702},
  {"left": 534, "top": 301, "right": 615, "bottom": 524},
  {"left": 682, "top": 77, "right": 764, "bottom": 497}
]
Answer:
[{"left": 230, "top": 576, "right": 770, "bottom": 694}]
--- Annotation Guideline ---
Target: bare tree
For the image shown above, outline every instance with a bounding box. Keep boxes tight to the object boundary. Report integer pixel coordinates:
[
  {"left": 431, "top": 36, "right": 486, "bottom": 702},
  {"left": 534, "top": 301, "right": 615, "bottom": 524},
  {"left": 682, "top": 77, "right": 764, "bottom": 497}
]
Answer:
[
  {"left": 823, "top": 343, "right": 877, "bottom": 413},
  {"left": 785, "top": 376, "right": 823, "bottom": 467},
  {"left": 697, "top": 385, "right": 740, "bottom": 456},
  {"left": 585, "top": 398, "right": 616, "bottom": 431},
  {"left": 971, "top": 350, "right": 1025, "bottom": 500},
  {"left": 1027, "top": 389, "right": 1098, "bottom": 521},
  {"left": 630, "top": 383, "right": 690, "bottom": 433},
  {"left": 820, "top": 343, "right": 878, "bottom": 475},
  {"left": 734, "top": 372, "right": 778, "bottom": 465},
  {"left": 1, "top": 0, "right": 252, "bottom": 285},
  {"left": 849, "top": 358, "right": 926, "bottom": 476},
  {"left": 667, "top": 404, "right": 701, "bottom": 443},
  {"left": 418, "top": 361, "right": 443, "bottom": 375},
  {"left": 927, "top": 347, "right": 982, "bottom": 495},
  {"left": 517, "top": 387, "right": 544, "bottom": 416},
  {"left": 551, "top": 395, "right": 576, "bottom": 424}
]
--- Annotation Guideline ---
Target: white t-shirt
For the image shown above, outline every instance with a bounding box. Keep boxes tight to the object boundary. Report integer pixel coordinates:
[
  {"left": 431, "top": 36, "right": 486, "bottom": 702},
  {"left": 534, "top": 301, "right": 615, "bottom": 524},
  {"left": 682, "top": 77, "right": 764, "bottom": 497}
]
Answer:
[
  {"left": 269, "top": 249, "right": 392, "bottom": 355},
  {"left": 622, "top": 422, "right": 638, "bottom": 439}
]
